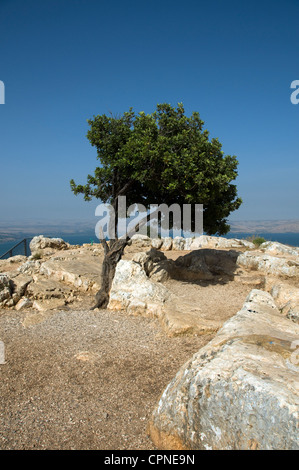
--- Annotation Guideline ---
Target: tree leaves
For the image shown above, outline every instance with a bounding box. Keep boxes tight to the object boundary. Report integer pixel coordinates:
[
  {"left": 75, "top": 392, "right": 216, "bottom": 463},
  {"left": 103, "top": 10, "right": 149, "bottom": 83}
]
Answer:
[{"left": 70, "top": 103, "right": 242, "bottom": 235}]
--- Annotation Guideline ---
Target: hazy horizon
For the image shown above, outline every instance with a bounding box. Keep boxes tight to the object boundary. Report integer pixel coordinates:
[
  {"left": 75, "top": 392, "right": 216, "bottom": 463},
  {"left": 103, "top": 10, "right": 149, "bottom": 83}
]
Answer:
[{"left": 1, "top": 1, "right": 298, "bottom": 224}]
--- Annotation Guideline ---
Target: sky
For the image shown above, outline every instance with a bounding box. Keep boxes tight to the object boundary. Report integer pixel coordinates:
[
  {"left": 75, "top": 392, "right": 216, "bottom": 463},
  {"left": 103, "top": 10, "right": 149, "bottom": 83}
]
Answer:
[{"left": 0, "top": 0, "right": 298, "bottom": 228}]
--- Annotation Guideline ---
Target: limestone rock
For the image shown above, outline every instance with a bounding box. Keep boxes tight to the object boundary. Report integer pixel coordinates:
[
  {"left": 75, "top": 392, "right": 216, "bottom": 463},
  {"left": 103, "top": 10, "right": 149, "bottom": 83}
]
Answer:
[
  {"left": 107, "top": 259, "right": 171, "bottom": 317},
  {"left": 39, "top": 255, "right": 102, "bottom": 292},
  {"left": 17, "top": 260, "right": 41, "bottom": 275},
  {"left": 260, "top": 241, "right": 299, "bottom": 257},
  {"left": 237, "top": 251, "right": 299, "bottom": 278},
  {"left": 151, "top": 238, "right": 163, "bottom": 250},
  {"left": 129, "top": 234, "right": 152, "bottom": 249},
  {"left": 172, "top": 237, "right": 185, "bottom": 251},
  {"left": 26, "top": 278, "right": 73, "bottom": 300},
  {"left": 0, "top": 274, "right": 12, "bottom": 304},
  {"left": 15, "top": 297, "right": 33, "bottom": 311},
  {"left": 183, "top": 238, "right": 193, "bottom": 250},
  {"left": 132, "top": 249, "right": 175, "bottom": 282},
  {"left": 174, "top": 249, "right": 239, "bottom": 281},
  {"left": 148, "top": 290, "right": 299, "bottom": 450},
  {"left": 160, "top": 237, "right": 173, "bottom": 251},
  {"left": 148, "top": 261, "right": 174, "bottom": 282},
  {"left": 0, "top": 255, "right": 27, "bottom": 273},
  {"left": 161, "top": 300, "right": 221, "bottom": 337},
  {"left": 189, "top": 235, "right": 252, "bottom": 250},
  {"left": 10, "top": 274, "right": 32, "bottom": 298},
  {"left": 29, "top": 235, "right": 69, "bottom": 255}
]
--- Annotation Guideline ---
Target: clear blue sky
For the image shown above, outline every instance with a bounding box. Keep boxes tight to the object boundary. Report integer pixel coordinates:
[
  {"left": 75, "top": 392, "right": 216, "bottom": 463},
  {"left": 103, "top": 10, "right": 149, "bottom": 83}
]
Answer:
[{"left": 0, "top": 0, "right": 298, "bottom": 226}]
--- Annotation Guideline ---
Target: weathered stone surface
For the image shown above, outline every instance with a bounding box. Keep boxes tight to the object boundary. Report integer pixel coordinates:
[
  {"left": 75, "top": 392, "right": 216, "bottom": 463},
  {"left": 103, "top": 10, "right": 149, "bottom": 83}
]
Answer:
[
  {"left": 29, "top": 235, "right": 69, "bottom": 254},
  {"left": 151, "top": 238, "right": 163, "bottom": 250},
  {"left": 183, "top": 238, "right": 193, "bottom": 250},
  {"left": 260, "top": 241, "right": 299, "bottom": 257},
  {"left": 27, "top": 278, "right": 73, "bottom": 300},
  {"left": 149, "top": 261, "right": 174, "bottom": 282},
  {"left": 172, "top": 237, "right": 185, "bottom": 251},
  {"left": 237, "top": 251, "right": 299, "bottom": 278},
  {"left": 161, "top": 237, "right": 173, "bottom": 251},
  {"left": 0, "top": 255, "right": 27, "bottom": 273},
  {"left": 31, "top": 298, "right": 67, "bottom": 312},
  {"left": 267, "top": 281, "right": 299, "bottom": 324},
  {"left": 15, "top": 297, "right": 33, "bottom": 311},
  {"left": 0, "top": 274, "right": 12, "bottom": 304},
  {"left": 174, "top": 249, "right": 240, "bottom": 281},
  {"left": 0, "top": 273, "right": 10, "bottom": 289},
  {"left": 17, "top": 260, "right": 41, "bottom": 275},
  {"left": 107, "top": 259, "right": 171, "bottom": 317},
  {"left": 149, "top": 290, "right": 299, "bottom": 450},
  {"left": 10, "top": 274, "right": 32, "bottom": 297},
  {"left": 189, "top": 236, "right": 255, "bottom": 251},
  {"left": 161, "top": 300, "right": 221, "bottom": 337},
  {"left": 39, "top": 255, "right": 102, "bottom": 292},
  {"left": 129, "top": 234, "right": 152, "bottom": 249}
]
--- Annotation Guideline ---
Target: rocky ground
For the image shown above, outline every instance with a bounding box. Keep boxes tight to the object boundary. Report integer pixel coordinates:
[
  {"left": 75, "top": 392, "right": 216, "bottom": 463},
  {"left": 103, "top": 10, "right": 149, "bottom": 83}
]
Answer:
[{"left": 0, "top": 234, "right": 298, "bottom": 449}]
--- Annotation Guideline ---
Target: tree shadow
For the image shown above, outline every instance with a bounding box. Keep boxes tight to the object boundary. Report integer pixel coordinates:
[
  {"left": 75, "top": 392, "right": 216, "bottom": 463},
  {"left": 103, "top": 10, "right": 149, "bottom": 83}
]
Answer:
[{"left": 162, "top": 248, "right": 242, "bottom": 285}]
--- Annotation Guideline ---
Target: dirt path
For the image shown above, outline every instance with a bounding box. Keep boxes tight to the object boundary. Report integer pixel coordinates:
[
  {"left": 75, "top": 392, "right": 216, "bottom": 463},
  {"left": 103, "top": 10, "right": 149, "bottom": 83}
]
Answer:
[
  {"left": 0, "top": 246, "right": 258, "bottom": 450},
  {"left": 0, "top": 306, "right": 215, "bottom": 450}
]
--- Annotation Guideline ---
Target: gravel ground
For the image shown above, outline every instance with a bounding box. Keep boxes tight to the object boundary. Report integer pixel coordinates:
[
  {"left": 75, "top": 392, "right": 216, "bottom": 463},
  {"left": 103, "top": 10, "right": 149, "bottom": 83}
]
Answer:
[{"left": 0, "top": 307, "right": 213, "bottom": 450}]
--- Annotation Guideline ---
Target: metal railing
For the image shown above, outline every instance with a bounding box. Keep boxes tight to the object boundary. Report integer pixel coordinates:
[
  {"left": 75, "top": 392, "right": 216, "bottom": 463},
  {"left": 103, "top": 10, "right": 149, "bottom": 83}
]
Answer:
[{"left": 0, "top": 238, "right": 32, "bottom": 260}]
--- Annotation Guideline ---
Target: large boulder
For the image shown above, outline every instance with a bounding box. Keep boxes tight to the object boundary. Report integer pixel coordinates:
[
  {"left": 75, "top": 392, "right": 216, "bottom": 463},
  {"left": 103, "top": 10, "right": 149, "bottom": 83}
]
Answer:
[
  {"left": 174, "top": 249, "right": 240, "bottom": 281},
  {"left": 107, "top": 259, "right": 171, "bottom": 317},
  {"left": 148, "top": 289, "right": 299, "bottom": 450},
  {"left": 29, "top": 235, "right": 69, "bottom": 255}
]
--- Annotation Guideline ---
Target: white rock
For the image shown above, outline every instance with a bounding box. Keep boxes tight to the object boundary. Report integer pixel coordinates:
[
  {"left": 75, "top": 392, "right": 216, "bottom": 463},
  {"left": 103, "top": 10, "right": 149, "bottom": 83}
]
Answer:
[
  {"left": 237, "top": 251, "right": 299, "bottom": 278},
  {"left": 260, "top": 241, "right": 299, "bottom": 257},
  {"left": 160, "top": 237, "right": 173, "bottom": 251},
  {"left": 149, "top": 290, "right": 299, "bottom": 450},
  {"left": 15, "top": 297, "right": 33, "bottom": 311},
  {"left": 172, "top": 237, "right": 185, "bottom": 250},
  {"left": 29, "top": 235, "right": 69, "bottom": 254},
  {"left": 108, "top": 260, "right": 170, "bottom": 317},
  {"left": 151, "top": 238, "right": 163, "bottom": 250}
]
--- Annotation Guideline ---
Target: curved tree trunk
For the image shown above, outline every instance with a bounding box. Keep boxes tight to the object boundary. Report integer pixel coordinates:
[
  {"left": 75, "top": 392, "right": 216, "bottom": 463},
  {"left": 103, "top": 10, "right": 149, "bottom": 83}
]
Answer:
[
  {"left": 91, "top": 207, "right": 158, "bottom": 311},
  {"left": 90, "top": 238, "right": 127, "bottom": 310}
]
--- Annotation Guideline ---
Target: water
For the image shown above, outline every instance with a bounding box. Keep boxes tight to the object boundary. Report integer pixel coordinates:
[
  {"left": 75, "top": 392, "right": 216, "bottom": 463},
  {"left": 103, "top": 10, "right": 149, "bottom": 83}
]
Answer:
[
  {"left": 225, "top": 232, "right": 299, "bottom": 247},
  {"left": 0, "top": 233, "right": 98, "bottom": 259},
  {"left": 1, "top": 231, "right": 299, "bottom": 259}
]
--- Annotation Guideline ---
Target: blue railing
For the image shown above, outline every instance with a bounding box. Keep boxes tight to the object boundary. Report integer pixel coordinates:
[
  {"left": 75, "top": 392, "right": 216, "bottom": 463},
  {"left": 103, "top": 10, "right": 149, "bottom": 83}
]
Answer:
[{"left": 0, "top": 238, "right": 32, "bottom": 260}]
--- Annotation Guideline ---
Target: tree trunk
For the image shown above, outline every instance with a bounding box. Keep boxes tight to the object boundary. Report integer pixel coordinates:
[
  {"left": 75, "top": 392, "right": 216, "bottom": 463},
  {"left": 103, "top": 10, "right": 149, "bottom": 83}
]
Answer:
[
  {"left": 91, "top": 207, "right": 159, "bottom": 311},
  {"left": 90, "top": 238, "right": 127, "bottom": 310}
]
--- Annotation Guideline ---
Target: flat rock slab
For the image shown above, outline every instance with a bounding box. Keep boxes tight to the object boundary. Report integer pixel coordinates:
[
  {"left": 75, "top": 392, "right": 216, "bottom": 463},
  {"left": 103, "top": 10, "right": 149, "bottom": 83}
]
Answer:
[
  {"left": 149, "top": 289, "right": 299, "bottom": 450},
  {"left": 27, "top": 278, "right": 73, "bottom": 300},
  {"left": 39, "top": 255, "right": 103, "bottom": 292}
]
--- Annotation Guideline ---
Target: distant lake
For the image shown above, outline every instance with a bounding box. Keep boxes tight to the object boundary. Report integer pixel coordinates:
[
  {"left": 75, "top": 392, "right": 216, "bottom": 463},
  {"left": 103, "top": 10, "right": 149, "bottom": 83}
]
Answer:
[{"left": 0, "top": 231, "right": 299, "bottom": 259}]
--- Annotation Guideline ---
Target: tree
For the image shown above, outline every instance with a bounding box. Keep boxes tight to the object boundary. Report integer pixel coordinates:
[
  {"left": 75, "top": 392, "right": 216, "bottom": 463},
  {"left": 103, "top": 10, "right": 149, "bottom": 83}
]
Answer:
[{"left": 70, "top": 102, "right": 242, "bottom": 309}]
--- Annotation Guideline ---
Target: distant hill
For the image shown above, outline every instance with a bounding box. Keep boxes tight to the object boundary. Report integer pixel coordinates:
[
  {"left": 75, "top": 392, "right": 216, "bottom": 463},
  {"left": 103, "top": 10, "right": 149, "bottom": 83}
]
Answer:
[
  {"left": 229, "top": 220, "right": 299, "bottom": 233},
  {"left": 0, "top": 218, "right": 299, "bottom": 243}
]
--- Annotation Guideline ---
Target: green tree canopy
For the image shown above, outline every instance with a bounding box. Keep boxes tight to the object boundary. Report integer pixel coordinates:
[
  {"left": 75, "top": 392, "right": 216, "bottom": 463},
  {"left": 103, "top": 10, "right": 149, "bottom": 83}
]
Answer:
[{"left": 70, "top": 102, "right": 242, "bottom": 235}]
